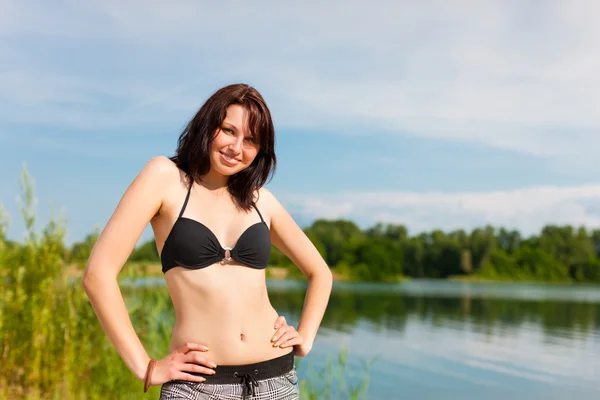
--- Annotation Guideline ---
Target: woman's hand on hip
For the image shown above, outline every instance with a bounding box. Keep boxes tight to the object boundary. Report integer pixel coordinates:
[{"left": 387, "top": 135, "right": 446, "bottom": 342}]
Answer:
[
  {"left": 150, "top": 342, "right": 216, "bottom": 386},
  {"left": 271, "top": 315, "right": 312, "bottom": 357}
]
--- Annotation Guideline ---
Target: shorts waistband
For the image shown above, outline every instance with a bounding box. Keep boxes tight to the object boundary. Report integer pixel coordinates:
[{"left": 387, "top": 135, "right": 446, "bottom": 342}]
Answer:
[{"left": 193, "top": 351, "right": 295, "bottom": 385}]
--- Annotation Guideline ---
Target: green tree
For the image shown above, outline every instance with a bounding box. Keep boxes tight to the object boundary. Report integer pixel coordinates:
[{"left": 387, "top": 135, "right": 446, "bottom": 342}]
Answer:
[
  {"left": 469, "top": 225, "right": 497, "bottom": 272},
  {"left": 129, "top": 239, "right": 159, "bottom": 262},
  {"left": 402, "top": 236, "right": 426, "bottom": 277},
  {"left": 308, "top": 219, "right": 363, "bottom": 267},
  {"left": 341, "top": 236, "right": 402, "bottom": 281},
  {"left": 69, "top": 230, "right": 100, "bottom": 263}
]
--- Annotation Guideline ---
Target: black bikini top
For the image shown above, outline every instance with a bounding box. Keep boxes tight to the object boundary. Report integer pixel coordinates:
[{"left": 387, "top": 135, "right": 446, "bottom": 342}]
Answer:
[{"left": 160, "top": 182, "right": 271, "bottom": 274}]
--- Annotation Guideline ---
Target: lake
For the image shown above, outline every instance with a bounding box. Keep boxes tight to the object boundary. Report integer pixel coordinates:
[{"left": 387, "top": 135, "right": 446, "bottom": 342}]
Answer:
[{"left": 266, "top": 279, "right": 600, "bottom": 400}]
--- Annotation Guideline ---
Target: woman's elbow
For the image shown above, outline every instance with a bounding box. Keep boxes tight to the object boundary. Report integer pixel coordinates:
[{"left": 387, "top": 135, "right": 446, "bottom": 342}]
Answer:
[
  {"left": 308, "top": 263, "right": 333, "bottom": 284},
  {"left": 81, "top": 263, "right": 113, "bottom": 294},
  {"left": 81, "top": 268, "right": 98, "bottom": 293},
  {"left": 324, "top": 267, "right": 333, "bottom": 286}
]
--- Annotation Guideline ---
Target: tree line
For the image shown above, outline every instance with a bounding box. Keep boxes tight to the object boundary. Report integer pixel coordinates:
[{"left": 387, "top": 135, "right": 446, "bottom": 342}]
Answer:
[{"left": 66, "top": 219, "right": 600, "bottom": 283}]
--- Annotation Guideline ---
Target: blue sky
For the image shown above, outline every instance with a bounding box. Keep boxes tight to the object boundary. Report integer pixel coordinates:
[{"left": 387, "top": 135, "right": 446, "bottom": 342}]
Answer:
[{"left": 1, "top": 1, "right": 600, "bottom": 245}]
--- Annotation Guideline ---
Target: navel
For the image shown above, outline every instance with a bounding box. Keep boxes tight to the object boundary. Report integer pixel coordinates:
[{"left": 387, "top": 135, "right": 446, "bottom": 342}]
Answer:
[{"left": 240, "top": 333, "right": 246, "bottom": 341}]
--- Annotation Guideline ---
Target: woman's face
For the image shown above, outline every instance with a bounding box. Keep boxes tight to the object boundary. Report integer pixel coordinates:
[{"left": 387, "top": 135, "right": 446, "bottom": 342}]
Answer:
[{"left": 209, "top": 104, "right": 260, "bottom": 177}]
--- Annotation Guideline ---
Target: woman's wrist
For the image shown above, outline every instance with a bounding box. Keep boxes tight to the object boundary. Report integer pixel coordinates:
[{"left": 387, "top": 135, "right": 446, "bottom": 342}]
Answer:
[
  {"left": 143, "top": 358, "right": 158, "bottom": 392},
  {"left": 297, "top": 329, "right": 315, "bottom": 348},
  {"left": 135, "top": 355, "right": 153, "bottom": 381}
]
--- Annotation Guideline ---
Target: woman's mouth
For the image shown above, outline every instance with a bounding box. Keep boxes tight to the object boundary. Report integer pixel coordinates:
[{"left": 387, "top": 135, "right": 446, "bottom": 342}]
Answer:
[{"left": 220, "top": 152, "right": 240, "bottom": 166}]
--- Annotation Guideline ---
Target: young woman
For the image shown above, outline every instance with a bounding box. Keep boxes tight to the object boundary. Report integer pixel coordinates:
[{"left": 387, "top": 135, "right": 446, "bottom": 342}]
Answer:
[{"left": 82, "top": 84, "right": 333, "bottom": 399}]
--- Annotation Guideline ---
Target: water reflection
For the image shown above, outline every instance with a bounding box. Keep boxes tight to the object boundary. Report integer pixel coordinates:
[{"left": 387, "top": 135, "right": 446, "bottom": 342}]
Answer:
[
  {"left": 267, "top": 280, "right": 600, "bottom": 340},
  {"left": 267, "top": 280, "right": 600, "bottom": 399}
]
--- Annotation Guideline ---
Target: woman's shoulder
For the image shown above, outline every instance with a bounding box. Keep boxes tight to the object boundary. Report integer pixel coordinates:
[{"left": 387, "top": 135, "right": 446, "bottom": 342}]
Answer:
[
  {"left": 256, "top": 186, "right": 274, "bottom": 202},
  {"left": 141, "top": 156, "right": 183, "bottom": 179},
  {"left": 135, "top": 156, "right": 187, "bottom": 190},
  {"left": 143, "top": 155, "right": 179, "bottom": 174},
  {"left": 255, "top": 187, "right": 284, "bottom": 213}
]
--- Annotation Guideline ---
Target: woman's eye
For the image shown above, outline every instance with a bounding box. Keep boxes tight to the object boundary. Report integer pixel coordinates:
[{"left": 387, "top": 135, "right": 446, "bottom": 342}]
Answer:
[
  {"left": 244, "top": 136, "right": 257, "bottom": 143},
  {"left": 223, "top": 128, "right": 234, "bottom": 134}
]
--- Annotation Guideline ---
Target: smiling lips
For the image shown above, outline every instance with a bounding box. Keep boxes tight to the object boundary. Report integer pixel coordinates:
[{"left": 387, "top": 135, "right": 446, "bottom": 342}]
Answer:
[{"left": 220, "top": 151, "right": 240, "bottom": 166}]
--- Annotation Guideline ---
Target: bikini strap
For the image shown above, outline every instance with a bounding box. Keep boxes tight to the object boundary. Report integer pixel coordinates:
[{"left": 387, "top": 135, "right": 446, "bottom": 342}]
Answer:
[
  {"left": 178, "top": 179, "right": 193, "bottom": 219},
  {"left": 252, "top": 204, "right": 265, "bottom": 223}
]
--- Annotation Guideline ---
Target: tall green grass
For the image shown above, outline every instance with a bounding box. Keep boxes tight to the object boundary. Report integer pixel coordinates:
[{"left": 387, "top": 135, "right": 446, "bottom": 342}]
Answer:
[
  {"left": 296, "top": 347, "right": 374, "bottom": 400},
  {"left": 0, "top": 168, "right": 371, "bottom": 399}
]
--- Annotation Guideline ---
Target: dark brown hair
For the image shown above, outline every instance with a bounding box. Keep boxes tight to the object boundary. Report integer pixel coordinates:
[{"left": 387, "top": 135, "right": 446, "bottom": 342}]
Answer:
[{"left": 170, "top": 83, "right": 276, "bottom": 210}]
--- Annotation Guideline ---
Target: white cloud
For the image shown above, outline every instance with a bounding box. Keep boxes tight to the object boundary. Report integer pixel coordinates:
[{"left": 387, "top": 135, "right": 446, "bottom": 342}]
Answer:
[
  {"left": 0, "top": 1, "right": 599, "bottom": 159},
  {"left": 280, "top": 184, "right": 600, "bottom": 235}
]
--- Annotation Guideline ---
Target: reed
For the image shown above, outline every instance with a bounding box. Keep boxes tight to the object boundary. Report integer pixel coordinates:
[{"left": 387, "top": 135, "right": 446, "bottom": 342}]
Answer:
[
  {"left": 0, "top": 167, "right": 371, "bottom": 399},
  {"left": 297, "top": 347, "right": 373, "bottom": 400}
]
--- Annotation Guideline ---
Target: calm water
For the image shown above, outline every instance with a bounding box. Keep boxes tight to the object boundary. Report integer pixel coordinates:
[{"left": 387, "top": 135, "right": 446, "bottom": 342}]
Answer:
[{"left": 266, "top": 279, "right": 600, "bottom": 400}]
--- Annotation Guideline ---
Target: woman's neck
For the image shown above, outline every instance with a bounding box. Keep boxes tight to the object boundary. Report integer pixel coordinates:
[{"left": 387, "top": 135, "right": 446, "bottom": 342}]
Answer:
[{"left": 199, "top": 170, "right": 229, "bottom": 192}]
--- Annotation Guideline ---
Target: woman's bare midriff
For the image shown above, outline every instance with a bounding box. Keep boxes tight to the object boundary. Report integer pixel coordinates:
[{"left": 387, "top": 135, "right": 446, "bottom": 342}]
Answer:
[{"left": 164, "top": 262, "right": 293, "bottom": 366}]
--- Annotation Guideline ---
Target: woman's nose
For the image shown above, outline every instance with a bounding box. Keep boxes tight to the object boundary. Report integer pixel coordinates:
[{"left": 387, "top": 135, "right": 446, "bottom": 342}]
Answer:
[{"left": 228, "top": 135, "right": 243, "bottom": 153}]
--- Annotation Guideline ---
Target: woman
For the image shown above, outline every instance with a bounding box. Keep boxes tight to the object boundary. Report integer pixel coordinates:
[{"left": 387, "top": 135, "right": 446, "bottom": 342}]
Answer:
[{"left": 82, "top": 83, "right": 333, "bottom": 399}]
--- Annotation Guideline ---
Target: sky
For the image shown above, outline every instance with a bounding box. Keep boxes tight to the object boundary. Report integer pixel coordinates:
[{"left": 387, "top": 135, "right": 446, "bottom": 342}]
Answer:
[{"left": 1, "top": 0, "right": 600, "bottom": 245}]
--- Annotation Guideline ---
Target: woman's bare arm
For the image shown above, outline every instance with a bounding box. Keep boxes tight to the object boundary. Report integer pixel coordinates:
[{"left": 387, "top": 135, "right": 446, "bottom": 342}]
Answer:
[
  {"left": 82, "top": 156, "right": 177, "bottom": 380},
  {"left": 263, "top": 188, "right": 333, "bottom": 354}
]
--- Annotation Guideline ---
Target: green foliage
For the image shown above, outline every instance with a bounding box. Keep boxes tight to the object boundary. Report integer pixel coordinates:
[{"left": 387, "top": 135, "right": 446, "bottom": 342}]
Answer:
[
  {"left": 571, "top": 259, "right": 600, "bottom": 282},
  {"left": 298, "top": 347, "right": 373, "bottom": 400},
  {"left": 129, "top": 239, "right": 159, "bottom": 262},
  {"left": 69, "top": 230, "right": 99, "bottom": 264},
  {"left": 308, "top": 219, "right": 363, "bottom": 267},
  {"left": 480, "top": 246, "right": 570, "bottom": 282},
  {"left": 269, "top": 244, "right": 294, "bottom": 267},
  {"left": 0, "top": 167, "right": 172, "bottom": 399},
  {"left": 268, "top": 220, "right": 600, "bottom": 283},
  {"left": 340, "top": 236, "right": 402, "bottom": 281}
]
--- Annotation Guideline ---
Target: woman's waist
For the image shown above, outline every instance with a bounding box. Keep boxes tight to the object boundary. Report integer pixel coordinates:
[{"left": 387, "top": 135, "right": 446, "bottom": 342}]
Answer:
[
  {"left": 170, "top": 308, "right": 288, "bottom": 365},
  {"left": 170, "top": 330, "right": 293, "bottom": 365}
]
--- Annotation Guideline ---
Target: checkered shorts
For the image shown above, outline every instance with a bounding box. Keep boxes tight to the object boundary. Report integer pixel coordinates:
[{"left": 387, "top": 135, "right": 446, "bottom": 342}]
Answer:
[{"left": 159, "top": 367, "right": 299, "bottom": 399}]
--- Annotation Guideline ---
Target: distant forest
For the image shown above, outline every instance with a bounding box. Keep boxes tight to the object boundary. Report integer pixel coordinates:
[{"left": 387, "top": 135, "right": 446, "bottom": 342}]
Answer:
[{"left": 66, "top": 220, "right": 600, "bottom": 283}]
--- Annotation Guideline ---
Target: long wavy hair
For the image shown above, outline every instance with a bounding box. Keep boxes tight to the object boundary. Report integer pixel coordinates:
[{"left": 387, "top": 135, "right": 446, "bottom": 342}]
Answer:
[{"left": 170, "top": 84, "right": 277, "bottom": 211}]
